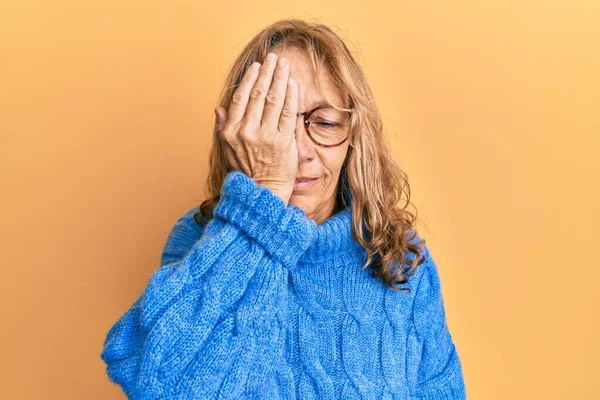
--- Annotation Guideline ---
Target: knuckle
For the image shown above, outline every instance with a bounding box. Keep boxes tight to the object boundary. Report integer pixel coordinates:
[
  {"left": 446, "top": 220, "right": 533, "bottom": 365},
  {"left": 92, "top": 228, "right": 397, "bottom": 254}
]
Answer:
[
  {"left": 249, "top": 87, "right": 265, "bottom": 100},
  {"left": 231, "top": 90, "right": 245, "bottom": 105},
  {"left": 238, "top": 123, "right": 253, "bottom": 138},
  {"left": 280, "top": 104, "right": 295, "bottom": 118},
  {"left": 265, "top": 91, "right": 282, "bottom": 105}
]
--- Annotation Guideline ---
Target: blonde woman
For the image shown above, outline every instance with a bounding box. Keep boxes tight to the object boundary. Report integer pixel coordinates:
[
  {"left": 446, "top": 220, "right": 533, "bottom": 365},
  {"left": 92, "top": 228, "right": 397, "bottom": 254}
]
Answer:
[{"left": 101, "top": 19, "right": 466, "bottom": 399}]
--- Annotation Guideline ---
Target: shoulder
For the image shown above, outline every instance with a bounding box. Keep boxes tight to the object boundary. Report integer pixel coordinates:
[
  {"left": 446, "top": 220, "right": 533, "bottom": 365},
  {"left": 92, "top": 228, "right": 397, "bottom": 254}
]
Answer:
[
  {"left": 413, "top": 242, "right": 442, "bottom": 293},
  {"left": 399, "top": 230, "right": 430, "bottom": 290},
  {"left": 409, "top": 240, "right": 450, "bottom": 335},
  {"left": 160, "top": 206, "right": 204, "bottom": 266}
]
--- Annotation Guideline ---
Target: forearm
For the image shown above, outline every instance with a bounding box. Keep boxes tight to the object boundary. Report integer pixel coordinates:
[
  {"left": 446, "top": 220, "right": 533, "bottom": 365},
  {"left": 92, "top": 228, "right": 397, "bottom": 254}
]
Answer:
[{"left": 101, "top": 171, "right": 317, "bottom": 398}]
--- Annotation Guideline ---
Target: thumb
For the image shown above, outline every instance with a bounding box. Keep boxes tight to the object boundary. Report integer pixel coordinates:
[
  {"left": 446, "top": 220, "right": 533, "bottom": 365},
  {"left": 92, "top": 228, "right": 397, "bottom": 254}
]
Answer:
[{"left": 214, "top": 107, "right": 227, "bottom": 132}]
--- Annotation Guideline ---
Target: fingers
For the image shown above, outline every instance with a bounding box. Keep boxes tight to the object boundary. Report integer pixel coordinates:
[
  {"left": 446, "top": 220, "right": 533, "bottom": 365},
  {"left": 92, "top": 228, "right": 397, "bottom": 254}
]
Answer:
[
  {"left": 218, "top": 51, "right": 295, "bottom": 178},
  {"left": 225, "top": 62, "right": 261, "bottom": 129},
  {"left": 217, "top": 107, "right": 245, "bottom": 172},
  {"left": 278, "top": 77, "right": 298, "bottom": 136},
  {"left": 261, "top": 55, "right": 290, "bottom": 130},
  {"left": 214, "top": 107, "right": 227, "bottom": 132},
  {"left": 244, "top": 52, "right": 280, "bottom": 132}
]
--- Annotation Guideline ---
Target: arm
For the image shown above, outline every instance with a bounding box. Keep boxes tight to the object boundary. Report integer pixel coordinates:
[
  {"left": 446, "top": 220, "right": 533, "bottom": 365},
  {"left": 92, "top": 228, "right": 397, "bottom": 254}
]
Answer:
[
  {"left": 100, "top": 171, "right": 316, "bottom": 399},
  {"left": 412, "top": 245, "right": 466, "bottom": 400},
  {"left": 160, "top": 206, "right": 204, "bottom": 267}
]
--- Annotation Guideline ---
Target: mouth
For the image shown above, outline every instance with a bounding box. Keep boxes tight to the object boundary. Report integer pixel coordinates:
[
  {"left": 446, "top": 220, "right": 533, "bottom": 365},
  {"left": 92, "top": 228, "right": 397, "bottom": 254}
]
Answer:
[{"left": 294, "top": 177, "right": 319, "bottom": 190}]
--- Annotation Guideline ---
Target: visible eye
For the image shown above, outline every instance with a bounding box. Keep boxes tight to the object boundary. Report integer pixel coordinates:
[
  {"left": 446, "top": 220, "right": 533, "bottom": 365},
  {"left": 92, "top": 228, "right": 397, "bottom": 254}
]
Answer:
[{"left": 316, "top": 121, "right": 338, "bottom": 128}]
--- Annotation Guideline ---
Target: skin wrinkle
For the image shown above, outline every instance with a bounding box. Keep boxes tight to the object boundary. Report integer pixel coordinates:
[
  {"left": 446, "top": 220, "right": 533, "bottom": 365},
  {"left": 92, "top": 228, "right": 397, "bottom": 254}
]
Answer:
[{"left": 272, "top": 48, "right": 350, "bottom": 225}]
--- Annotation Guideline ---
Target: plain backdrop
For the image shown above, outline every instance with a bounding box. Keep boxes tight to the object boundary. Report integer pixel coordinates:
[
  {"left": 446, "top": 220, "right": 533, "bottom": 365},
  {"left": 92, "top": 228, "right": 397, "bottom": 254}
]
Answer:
[{"left": 2, "top": 1, "right": 599, "bottom": 399}]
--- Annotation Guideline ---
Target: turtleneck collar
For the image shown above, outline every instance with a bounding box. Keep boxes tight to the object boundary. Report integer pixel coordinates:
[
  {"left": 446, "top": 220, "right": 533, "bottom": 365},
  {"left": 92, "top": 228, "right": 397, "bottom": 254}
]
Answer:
[{"left": 291, "top": 205, "right": 363, "bottom": 263}]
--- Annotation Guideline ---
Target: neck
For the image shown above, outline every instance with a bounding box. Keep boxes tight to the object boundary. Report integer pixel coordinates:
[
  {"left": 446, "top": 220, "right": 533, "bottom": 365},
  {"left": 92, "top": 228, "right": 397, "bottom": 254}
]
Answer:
[{"left": 310, "top": 196, "right": 340, "bottom": 225}]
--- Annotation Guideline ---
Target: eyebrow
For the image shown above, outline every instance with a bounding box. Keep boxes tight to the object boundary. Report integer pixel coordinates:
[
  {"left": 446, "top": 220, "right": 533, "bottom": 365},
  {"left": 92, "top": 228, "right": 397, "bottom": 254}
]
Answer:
[{"left": 306, "top": 101, "right": 332, "bottom": 110}]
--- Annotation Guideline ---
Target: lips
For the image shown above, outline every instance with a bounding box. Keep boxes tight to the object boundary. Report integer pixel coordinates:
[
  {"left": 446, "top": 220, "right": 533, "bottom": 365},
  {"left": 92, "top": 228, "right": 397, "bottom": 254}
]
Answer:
[{"left": 293, "top": 177, "right": 319, "bottom": 190}]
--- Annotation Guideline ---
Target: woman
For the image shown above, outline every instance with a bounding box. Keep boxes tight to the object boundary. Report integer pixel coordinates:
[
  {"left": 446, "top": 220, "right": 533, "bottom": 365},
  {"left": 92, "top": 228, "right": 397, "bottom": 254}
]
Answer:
[{"left": 101, "top": 19, "right": 466, "bottom": 399}]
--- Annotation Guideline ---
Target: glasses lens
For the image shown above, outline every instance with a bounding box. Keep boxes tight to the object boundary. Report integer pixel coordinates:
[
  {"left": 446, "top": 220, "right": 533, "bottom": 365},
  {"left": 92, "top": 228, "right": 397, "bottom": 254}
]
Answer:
[{"left": 308, "top": 107, "right": 351, "bottom": 146}]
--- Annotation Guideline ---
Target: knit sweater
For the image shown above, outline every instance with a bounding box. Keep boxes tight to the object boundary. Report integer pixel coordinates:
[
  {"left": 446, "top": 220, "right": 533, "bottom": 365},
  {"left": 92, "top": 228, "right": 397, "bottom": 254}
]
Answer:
[{"left": 100, "top": 171, "right": 466, "bottom": 399}]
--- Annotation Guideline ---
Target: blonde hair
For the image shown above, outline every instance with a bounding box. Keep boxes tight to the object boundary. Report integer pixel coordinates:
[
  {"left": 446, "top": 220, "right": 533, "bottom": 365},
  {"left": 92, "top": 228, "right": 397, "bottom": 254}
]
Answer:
[{"left": 195, "top": 18, "right": 426, "bottom": 291}]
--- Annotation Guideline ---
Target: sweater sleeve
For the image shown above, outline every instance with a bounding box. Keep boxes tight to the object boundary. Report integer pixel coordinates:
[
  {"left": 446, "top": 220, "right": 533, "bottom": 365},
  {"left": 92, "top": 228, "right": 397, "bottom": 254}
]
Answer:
[
  {"left": 412, "top": 245, "right": 466, "bottom": 400},
  {"left": 159, "top": 206, "right": 204, "bottom": 267},
  {"left": 100, "top": 171, "right": 317, "bottom": 399}
]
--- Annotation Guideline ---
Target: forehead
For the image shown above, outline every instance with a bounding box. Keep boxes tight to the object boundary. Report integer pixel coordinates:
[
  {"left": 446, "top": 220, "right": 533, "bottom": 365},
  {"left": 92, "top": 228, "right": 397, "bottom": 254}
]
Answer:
[{"left": 272, "top": 48, "right": 344, "bottom": 110}]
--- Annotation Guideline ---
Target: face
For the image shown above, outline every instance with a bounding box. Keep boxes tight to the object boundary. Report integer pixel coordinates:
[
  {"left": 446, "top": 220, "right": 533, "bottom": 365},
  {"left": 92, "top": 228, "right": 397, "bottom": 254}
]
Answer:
[{"left": 273, "top": 48, "right": 350, "bottom": 225}]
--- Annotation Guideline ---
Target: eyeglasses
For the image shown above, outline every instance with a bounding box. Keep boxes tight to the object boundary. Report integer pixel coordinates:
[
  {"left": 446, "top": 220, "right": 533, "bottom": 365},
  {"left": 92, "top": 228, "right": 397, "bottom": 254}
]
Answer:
[{"left": 297, "top": 105, "right": 353, "bottom": 148}]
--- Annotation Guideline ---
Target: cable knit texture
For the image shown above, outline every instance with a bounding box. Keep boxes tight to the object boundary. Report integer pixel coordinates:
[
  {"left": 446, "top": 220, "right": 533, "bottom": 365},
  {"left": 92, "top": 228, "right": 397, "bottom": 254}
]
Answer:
[{"left": 100, "top": 171, "right": 466, "bottom": 399}]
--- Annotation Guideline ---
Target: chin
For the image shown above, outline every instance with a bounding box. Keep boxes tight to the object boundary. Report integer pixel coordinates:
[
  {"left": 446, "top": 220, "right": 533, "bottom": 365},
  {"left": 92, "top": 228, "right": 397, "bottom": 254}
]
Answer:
[{"left": 289, "top": 197, "right": 312, "bottom": 214}]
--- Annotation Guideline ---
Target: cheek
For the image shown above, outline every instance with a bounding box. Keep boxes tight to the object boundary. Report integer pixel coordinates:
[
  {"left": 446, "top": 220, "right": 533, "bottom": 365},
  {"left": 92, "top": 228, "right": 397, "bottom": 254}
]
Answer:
[
  {"left": 320, "top": 159, "right": 345, "bottom": 195},
  {"left": 323, "top": 149, "right": 348, "bottom": 178},
  {"left": 319, "top": 147, "right": 348, "bottom": 174}
]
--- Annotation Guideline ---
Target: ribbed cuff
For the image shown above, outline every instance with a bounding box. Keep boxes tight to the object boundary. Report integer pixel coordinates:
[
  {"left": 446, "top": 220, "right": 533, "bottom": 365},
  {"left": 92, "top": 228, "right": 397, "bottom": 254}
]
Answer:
[{"left": 213, "top": 171, "right": 317, "bottom": 267}]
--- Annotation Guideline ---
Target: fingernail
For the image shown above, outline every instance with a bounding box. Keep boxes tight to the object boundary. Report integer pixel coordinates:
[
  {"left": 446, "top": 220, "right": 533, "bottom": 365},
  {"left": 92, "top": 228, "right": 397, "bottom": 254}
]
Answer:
[{"left": 266, "top": 53, "right": 277, "bottom": 63}]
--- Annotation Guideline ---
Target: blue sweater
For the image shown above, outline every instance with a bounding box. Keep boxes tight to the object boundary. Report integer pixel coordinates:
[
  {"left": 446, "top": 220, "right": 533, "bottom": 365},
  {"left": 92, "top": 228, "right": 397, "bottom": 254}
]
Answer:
[{"left": 100, "top": 171, "right": 466, "bottom": 399}]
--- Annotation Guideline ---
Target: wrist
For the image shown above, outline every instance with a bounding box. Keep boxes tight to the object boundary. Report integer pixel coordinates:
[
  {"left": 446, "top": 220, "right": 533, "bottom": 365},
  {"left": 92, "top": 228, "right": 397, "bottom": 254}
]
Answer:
[
  {"left": 252, "top": 178, "right": 294, "bottom": 207},
  {"left": 270, "top": 187, "right": 294, "bottom": 207}
]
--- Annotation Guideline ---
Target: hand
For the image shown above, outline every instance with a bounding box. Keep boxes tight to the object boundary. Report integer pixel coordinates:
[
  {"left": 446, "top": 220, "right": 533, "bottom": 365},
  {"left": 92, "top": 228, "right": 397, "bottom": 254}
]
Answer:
[{"left": 214, "top": 52, "right": 299, "bottom": 206}]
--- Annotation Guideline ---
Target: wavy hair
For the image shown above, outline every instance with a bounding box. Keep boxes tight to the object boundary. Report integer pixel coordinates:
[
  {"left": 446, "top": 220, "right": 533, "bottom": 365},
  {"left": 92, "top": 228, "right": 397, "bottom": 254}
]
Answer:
[{"left": 194, "top": 18, "right": 426, "bottom": 291}]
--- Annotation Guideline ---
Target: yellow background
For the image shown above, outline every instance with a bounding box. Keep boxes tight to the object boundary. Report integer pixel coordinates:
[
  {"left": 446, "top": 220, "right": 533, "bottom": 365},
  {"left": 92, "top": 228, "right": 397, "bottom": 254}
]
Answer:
[{"left": 2, "top": 1, "right": 599, "bottom": 399}]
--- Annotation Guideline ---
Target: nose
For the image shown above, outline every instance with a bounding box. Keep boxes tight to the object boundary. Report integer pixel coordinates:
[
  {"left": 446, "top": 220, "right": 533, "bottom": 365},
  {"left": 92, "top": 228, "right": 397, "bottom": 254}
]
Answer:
[{"left": 295, "top": 114, "right": 316, "bottom": 162}]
